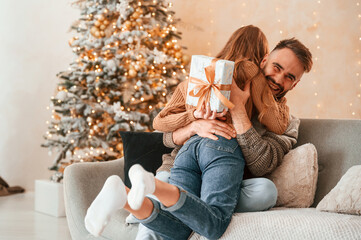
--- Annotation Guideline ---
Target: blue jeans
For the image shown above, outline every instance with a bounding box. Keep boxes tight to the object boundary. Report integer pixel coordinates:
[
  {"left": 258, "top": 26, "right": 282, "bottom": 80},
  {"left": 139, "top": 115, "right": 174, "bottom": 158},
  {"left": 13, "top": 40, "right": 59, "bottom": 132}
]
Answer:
[
  {"left": 138, "top": 135, "right": 245, "bottom": 240},
  {"left": 135, "top": 177, "right": 277, "bottom": 240}
]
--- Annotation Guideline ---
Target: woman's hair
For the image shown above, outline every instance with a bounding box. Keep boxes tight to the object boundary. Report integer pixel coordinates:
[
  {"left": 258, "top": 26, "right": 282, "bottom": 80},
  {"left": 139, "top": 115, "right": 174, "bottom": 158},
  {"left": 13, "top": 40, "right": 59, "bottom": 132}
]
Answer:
[
  {"left": 215, "top": 25, "right": 269, "bottom": 89},
  {"left": 215, "top": 25, "right": 269, "bottom": 120}
]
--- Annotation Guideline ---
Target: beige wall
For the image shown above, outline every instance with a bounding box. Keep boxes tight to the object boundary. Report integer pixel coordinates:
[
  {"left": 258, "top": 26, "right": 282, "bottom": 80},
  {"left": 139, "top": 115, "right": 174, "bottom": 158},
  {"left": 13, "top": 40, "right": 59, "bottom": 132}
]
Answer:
[
  {"left": 0, "top": 1, "right": 78, "bottom": 190},
  {"left": 173, "top": 0, "right": 361, "bottom": 119},
  {"left": 0, "top": 0, "right": 359, "bottom": 190}
]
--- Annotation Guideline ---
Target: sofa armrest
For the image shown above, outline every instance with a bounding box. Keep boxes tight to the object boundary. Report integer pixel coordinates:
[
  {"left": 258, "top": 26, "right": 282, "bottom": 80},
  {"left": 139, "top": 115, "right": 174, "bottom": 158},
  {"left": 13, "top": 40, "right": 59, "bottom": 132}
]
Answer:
[{"left": 63, "top": 158, "right": 125, "bottom": 240}]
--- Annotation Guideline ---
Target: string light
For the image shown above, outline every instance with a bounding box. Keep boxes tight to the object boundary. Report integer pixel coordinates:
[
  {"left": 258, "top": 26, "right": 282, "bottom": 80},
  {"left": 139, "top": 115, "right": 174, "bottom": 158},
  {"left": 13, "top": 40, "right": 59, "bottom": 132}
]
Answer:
[{"left": 207, "top": 1, "right": 215, "bottom": 56}]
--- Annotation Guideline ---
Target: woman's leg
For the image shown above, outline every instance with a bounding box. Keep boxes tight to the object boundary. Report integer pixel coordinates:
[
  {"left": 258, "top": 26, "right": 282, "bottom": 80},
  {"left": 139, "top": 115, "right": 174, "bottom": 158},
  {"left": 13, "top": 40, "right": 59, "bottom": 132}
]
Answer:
[
  {"left": 85, "top": 174, "right": 193, "bottom": 240},
  {"left": 235, "top": 178, "right": 278, "bottom": 212},
  {"left": 138, "top": 135, "right": 245, "bottom": 239},
  {"left": 133, "top": 171, "right": 171, "bottom": 240}
]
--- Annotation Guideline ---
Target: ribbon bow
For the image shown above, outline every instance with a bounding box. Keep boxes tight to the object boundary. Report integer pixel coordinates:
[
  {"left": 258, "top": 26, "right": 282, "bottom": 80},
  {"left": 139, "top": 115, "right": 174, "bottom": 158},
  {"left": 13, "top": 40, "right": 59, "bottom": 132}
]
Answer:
[{"left": 189, "top": 58, "right": 234, "bottom": 111}]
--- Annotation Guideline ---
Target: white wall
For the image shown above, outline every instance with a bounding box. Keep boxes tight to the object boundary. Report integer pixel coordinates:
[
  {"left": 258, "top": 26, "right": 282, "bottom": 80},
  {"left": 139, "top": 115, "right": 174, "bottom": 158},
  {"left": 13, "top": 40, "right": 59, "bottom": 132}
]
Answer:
[
  {"left": 0, "top": 1, "right": 78, "bottom": 190},
  {"left": 0, "top": 0, "right": 359, "bottom": 190}
]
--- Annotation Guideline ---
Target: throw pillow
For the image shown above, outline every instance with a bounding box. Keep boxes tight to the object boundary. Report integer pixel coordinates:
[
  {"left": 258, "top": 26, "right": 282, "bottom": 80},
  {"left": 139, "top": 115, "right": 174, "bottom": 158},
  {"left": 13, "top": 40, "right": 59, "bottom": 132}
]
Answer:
[
  {"left": 266, "top": 143, "right": 318, "bottom": 208},
  {"left": 119, "top": 131, "right": 173, "bottom": 188},
  {"left": 316, "top": 165, "right": 361, "bottom": 215}
]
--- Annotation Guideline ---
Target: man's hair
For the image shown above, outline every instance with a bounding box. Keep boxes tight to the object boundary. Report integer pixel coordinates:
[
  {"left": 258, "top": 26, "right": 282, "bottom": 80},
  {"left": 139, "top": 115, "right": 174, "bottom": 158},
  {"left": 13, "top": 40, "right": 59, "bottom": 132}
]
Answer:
[{"left": 272, "top": 38, "right": 313, "bottom": 73}]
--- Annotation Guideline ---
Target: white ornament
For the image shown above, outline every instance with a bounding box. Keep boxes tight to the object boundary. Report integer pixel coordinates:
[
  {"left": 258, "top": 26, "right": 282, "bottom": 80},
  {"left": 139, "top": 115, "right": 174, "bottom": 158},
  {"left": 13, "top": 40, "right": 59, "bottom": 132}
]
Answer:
[
  {"left": 106, "top": 59, "right": 117, "bottom": 69},
  {"left": 153, "top": 48, "right": 169, "bottom": 64},
  {"left": 56, "top": 91, "right": 67, "bottom": 101}
]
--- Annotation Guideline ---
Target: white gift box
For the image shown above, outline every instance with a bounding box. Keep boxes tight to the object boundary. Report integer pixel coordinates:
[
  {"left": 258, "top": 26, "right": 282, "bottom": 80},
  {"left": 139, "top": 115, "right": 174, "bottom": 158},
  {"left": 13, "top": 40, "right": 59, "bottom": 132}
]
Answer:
[
  {"left": 186, "top": 55, "right": 234, "bottom": 112},
  {"left": 34, "top": 179, "right": 66, "bottom": 217}
]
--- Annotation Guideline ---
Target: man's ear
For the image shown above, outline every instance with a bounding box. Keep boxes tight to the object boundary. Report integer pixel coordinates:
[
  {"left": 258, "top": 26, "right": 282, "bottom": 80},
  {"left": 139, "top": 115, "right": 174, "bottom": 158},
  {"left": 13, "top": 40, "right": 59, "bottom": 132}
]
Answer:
[{"left": 260, "top": 54, "right": 269, "bottom": 68}]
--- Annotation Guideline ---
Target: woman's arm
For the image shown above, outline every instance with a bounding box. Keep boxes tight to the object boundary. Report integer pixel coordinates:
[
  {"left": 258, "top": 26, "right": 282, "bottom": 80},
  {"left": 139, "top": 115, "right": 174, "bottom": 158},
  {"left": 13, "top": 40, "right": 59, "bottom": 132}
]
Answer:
[
  {"left": 251, "top": 72, "right": 289, "bottom": 135},
  {"left": 153, "top": 81, "right": 197, "bottom": 132}
]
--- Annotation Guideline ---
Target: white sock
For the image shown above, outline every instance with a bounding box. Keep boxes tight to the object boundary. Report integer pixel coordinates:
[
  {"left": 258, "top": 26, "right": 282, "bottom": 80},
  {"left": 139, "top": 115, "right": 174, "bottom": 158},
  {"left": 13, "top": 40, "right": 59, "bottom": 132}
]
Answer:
[
  {"left": 127, "top": 164, "right": 155, "bottom": 210},
  {"left": 84, "top": 175, "right": 127, "bottom": 237}
]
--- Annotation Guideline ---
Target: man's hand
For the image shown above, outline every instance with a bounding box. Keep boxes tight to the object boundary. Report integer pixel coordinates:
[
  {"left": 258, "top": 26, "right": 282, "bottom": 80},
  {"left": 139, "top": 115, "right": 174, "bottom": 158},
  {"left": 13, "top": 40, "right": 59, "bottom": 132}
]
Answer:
[
  {"left": 193, "top": 103, "right": 227, "bottom": 121},
  {"left": 191, "top": 119, "right": 236, "bottom": 141}
]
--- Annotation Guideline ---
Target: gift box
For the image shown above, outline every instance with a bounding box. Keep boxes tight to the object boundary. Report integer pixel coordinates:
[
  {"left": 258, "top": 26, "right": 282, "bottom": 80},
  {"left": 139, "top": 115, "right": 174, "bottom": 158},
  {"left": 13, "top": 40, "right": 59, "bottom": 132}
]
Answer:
[
  {"left": 186, "top": 55, "right": 235, "bottom": 112},
  {"left": 34, "top": 179, "right": 66, "bottom": 217}
]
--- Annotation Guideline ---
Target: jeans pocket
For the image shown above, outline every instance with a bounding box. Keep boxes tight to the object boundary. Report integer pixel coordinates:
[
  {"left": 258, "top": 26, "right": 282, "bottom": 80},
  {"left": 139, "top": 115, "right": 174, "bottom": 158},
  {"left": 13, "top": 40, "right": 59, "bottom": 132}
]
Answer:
[{"left": 205, "top": 137, "right": 239, "bottom": 153}]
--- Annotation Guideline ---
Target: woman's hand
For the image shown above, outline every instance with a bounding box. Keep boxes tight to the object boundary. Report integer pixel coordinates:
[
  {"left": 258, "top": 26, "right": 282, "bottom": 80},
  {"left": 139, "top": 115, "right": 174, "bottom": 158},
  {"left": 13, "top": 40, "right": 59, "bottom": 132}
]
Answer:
[
  {"left": 229, "top": 80, "right": 252, "bottom": 134},
  {"left": 229, "top": 80, "right": 250, "bottom": 110},
  {"left": 191, "top": 119, "right": 236, "bottom": 141},
  {"left": 193, "top": 103, "right": 228, "bottom": 120}
]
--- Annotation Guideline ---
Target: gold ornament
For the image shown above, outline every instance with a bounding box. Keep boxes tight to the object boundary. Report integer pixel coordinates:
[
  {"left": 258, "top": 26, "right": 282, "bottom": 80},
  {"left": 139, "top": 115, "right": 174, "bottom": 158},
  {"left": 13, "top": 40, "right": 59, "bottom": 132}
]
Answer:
[
  {"left": 129, "top": 69, "right": 137, "bottom": 78},
  {"left": 100, "top": 24, "right": 106, "bottom": 30},
  {"left": 116, "top": 143, "right": 123, "bottom": 151},
  {"left": 175, "top": 52, "right": 182, "bottom": 58},
  {"left": 94, "top": 21, "right": 101, "bottom": 27},
  {"left": 125, "top": 21, "right": 132, "bottom": 28},
  {"left": 136, "top": 7, "right": 143, "bottom": 14},
  {"left": 182, "top": 54, "right": 191, "bottom": 65},
  {"left": 91, "top": 26, "right": 98, "bottom": 34},
  {"left": 98, "top": 15, "right": 105, "bottom": 21},
  {"left": 174, "top": 44, "right": 180, "bottom": 50},
  {"left": 132, "top": 12, "right": 140, "bottom": 19}
]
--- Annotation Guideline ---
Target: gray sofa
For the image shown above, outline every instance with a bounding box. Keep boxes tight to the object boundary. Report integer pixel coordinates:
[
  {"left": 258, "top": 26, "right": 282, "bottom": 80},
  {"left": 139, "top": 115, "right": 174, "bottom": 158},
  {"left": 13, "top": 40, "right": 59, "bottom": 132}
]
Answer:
[{"left": 64, "top": 119, "right": 361, "bottom": 240}]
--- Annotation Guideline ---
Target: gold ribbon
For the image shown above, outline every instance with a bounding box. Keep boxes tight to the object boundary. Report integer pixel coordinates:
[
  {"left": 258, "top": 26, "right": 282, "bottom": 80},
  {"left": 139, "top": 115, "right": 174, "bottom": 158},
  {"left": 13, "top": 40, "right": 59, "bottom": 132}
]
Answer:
[{"left": 189, "top": 58, "right": 234, "bottom": 111}]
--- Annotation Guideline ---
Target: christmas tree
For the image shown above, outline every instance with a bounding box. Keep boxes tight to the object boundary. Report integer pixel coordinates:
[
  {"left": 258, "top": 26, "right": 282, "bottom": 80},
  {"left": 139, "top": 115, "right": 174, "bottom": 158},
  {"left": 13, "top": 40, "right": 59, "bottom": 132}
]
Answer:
[{"left": 42, "top": 0, "right": 190, "bottom": 182}]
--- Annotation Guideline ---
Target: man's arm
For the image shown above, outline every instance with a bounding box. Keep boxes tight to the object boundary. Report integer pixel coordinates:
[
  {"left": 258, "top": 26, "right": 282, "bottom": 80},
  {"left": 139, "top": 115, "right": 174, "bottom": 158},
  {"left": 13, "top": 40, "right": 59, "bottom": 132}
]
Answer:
[{"left": 236, "top": 115, "right": 300, "bottom": 176}]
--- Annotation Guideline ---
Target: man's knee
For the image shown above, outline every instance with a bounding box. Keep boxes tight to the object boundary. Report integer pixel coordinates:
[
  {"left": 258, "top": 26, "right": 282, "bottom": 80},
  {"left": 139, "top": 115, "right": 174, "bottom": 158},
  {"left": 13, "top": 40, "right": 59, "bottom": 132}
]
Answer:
[
  {"left": 255, "top": 178, "right": 278, "bottom": 207},
  {"left": 235, "top": 178, "right": 278, "bottom": 212}
]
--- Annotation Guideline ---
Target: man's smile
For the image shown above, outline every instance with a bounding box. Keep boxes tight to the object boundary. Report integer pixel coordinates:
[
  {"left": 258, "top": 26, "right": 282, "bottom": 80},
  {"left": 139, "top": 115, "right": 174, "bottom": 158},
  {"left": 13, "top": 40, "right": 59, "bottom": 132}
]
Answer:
[{"left": 266, "top": 77, "right": 283, "bottom": 94}]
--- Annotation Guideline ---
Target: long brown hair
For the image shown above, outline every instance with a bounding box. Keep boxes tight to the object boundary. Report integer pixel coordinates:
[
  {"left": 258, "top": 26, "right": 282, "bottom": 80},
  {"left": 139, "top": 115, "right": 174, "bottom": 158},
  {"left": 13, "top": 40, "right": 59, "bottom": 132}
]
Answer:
[
  {"left": 216, "top": 25, "right": 269, "bottom": 89},
  {"left": 215, "top": 25, "right": 269, "bottom": 119}
]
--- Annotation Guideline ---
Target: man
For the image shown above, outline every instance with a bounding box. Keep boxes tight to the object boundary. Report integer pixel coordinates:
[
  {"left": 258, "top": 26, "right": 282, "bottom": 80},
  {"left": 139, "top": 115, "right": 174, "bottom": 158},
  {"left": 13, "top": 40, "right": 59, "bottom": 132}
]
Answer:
[{"left": 132, "top": 38, "right": 312, "bottom": 239}]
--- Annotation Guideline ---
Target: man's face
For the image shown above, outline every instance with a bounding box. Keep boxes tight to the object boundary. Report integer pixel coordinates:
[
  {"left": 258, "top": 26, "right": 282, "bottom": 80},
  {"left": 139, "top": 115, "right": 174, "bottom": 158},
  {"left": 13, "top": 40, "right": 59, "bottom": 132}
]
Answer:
[{"left": 260, "top": 48, "right": 305, "bottom": 98}]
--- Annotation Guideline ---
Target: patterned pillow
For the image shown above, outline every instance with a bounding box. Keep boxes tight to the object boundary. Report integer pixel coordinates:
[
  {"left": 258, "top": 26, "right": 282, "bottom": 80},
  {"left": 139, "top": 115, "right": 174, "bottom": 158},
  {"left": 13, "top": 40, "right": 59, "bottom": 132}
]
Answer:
[
  {"left": 316, "top": 165, "right": 361, "bottom": 215},
  {"left": 267, "top": 143, "right": 318, "bottom": 207}
]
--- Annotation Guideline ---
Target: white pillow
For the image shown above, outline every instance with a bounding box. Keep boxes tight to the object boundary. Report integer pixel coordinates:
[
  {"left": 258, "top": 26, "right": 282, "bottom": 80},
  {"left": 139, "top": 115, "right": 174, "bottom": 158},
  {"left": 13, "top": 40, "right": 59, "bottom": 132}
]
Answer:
[
  {"left": 316, "top": 165, "right": 361, "bottom": 215},
  {"left": 267, "top": 143, "right": 318, "bottom": 207}
]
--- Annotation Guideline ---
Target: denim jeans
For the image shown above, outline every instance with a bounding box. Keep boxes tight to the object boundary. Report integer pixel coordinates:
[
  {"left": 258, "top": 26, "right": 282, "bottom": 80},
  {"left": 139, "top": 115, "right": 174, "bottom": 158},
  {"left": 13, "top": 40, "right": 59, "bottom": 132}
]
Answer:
[
  {"left": 134, "top": 177, "right": 277, "bottom": 240},
  {"left": 138, "top": 135, "right": 245, "bottom": 240}
]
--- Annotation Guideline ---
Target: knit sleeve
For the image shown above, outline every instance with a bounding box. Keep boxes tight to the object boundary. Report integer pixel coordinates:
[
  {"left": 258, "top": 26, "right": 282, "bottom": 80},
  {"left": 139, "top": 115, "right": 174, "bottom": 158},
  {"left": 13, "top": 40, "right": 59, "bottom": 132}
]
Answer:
[
  {"left": 153, "top": 81, "right": 197, "bottom": 132},
  {"left": 251, "top": 73, "right": 289, "bottom": 135},
  {"left": 236, "top": 115, "right": 300, "bottom": 177},
  {"left": 162, "top": 132, "right": 182, "bottom": 148}
]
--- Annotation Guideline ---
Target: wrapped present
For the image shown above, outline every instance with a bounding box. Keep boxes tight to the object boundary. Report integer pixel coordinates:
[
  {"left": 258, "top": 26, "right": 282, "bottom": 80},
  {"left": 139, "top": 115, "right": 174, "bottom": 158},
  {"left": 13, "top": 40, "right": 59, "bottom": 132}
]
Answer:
[{"left": 186, "top": 55, "right": 235, "bottom": 112}]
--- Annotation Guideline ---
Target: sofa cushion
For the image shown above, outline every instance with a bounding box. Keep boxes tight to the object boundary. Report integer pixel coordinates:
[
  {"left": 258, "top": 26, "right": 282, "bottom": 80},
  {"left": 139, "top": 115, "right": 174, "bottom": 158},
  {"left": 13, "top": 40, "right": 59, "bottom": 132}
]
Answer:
[
  {"left": 119, "top": 131, "right": 173, "bottom": 188},
  {"left": 316, "top": 165, "right": 361, "bottom": 215},
  {"left": 189, "top": 208, "right": 361, "bottom": 240},
  {"left": 266, "top": 143, "right": 318, "bottom": 207}
]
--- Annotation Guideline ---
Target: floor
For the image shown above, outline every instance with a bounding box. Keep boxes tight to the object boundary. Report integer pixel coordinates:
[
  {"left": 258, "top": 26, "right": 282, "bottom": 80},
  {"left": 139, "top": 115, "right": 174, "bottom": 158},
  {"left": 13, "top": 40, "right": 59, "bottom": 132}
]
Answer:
[{"left": 0, "top": 192, "right": 72, "bottom": 240}]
